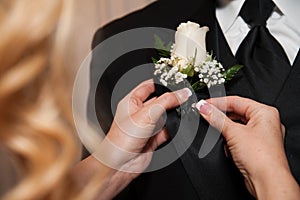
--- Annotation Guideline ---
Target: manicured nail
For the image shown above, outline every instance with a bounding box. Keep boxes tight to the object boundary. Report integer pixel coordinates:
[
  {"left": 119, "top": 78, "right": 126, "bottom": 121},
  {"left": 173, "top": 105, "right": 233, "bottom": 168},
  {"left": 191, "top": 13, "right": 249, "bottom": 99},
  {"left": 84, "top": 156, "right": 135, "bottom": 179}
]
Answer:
[
  {"left": 196, "top": 99, "right": 212, "bottom": 115},
  {"left": 195, "top": 100, "right": 207, "bottom": 110},
  {"left": 175, "top": 88, "right": 192, "bottom": 102}
]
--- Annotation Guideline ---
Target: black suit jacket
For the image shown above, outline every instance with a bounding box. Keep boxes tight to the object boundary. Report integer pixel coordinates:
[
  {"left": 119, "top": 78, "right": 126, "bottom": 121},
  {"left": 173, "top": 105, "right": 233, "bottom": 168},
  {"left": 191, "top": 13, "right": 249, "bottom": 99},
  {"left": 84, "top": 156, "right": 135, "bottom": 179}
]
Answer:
[{"left": 89, "top": 0, "right": 300, "bottom": 199}]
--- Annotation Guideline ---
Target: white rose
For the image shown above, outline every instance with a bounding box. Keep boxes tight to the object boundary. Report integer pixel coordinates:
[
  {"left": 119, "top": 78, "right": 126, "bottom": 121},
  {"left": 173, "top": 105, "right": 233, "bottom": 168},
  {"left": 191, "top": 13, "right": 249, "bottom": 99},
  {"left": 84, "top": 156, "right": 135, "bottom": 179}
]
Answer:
[{"left": 172, "top": 21, "right": 209, "bottom": 66}]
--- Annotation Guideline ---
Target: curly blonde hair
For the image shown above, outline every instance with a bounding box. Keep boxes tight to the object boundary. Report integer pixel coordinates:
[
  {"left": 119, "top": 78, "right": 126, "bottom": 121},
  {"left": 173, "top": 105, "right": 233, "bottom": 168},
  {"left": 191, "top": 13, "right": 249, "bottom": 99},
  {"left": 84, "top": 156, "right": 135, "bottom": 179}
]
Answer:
[{"left": 0, "top": 0, "right": 85, "bottom": 199}]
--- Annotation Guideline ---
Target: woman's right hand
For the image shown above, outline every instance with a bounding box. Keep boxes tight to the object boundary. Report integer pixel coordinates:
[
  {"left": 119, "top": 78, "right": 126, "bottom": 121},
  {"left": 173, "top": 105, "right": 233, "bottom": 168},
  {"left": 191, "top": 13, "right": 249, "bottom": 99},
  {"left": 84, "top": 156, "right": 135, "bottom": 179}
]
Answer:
[
  {"left": 196, "top": 96, "right": 300, "bottom": 200},
  {"left": 73, "top": 79, "right": 191, "bottom": 200}
]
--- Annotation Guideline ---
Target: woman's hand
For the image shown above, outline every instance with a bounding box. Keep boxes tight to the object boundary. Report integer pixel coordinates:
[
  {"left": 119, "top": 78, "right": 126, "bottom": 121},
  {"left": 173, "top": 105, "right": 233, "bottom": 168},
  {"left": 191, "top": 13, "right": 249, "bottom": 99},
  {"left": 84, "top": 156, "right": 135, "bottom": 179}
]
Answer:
[
  {"left": 196, "top": 96, "right": 300, "bottom": 200},
  {"left": 99, "top": 79, "right": 191, "bottom": 197},
  {"left": 102, "top": 79, "right": 191, "bottom": 172},
  {"left": 72, "top": 79, "right": 191, "bottom": 199}
]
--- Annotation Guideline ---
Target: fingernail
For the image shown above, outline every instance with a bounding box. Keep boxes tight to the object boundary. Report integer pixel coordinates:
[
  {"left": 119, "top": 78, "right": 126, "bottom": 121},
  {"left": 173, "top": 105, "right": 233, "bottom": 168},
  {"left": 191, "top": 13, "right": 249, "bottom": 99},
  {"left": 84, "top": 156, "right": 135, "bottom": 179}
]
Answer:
[
  {"left": 175, "top": 88, "right": 192, "bottom": 102},
  {"left": 195, "top": 100, "right": 212, "bottom": 115}
]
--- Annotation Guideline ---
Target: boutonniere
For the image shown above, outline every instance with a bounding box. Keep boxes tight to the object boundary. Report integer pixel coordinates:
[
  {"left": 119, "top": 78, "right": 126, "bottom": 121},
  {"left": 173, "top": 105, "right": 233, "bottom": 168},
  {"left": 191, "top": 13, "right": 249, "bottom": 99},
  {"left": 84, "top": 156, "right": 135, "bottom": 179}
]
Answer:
[{"left": 153, "top": 21, "right": 243, "bottom": 92}]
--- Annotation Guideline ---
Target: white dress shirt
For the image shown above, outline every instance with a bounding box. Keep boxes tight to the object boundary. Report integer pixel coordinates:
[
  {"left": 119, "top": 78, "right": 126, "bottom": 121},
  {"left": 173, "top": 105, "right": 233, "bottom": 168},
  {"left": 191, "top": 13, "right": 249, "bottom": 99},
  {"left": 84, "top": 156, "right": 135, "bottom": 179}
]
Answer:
[{"left": 216, "top": 0, "right": 300, "bottom": 65}]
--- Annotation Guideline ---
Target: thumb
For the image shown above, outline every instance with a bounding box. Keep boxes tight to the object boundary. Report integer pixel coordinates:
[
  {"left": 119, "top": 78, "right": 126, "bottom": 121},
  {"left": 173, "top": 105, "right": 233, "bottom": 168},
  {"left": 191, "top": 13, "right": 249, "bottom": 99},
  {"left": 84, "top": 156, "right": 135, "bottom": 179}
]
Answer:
[{"left": 195, "top": 100, "right": 235, "bottom": 140}]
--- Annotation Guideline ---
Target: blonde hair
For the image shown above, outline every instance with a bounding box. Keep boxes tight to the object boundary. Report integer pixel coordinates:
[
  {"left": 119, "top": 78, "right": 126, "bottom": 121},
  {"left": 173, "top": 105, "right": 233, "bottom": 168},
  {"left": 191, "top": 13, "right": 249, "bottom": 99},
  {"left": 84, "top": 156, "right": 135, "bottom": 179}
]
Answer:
[{"left": 0, "top": 0, "right": 83, "bottom": 199}]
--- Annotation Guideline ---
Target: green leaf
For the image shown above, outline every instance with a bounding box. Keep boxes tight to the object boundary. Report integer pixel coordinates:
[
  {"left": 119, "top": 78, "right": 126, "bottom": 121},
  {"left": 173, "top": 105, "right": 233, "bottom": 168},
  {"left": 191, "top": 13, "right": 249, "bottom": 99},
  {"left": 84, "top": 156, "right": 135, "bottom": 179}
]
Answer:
[
  {"left": 154, "top": 34, "right": 172, "bottom": 51},
  {"left": 192, "top": 81, "right": 206, "bottom": 92},
  {"left": 157, "top": 49, "right": 170, "bottom": 58},
  {"left": 166, "top": 41, "right": 172, "bottom": 51},
  {"left": 154, "top": 34, "right": 166, "bottom": 50},
  {"left": 182, "top": 64, "right": 194, "bottom": 77},
  {"left": 154, "top": 34, "right": 171, "bottom": 58},
  {"left": 222, "top": 65, "right": 243, "bottom": 81},
  {"left": 191, "top": 48, "right": 197, "bottom": 66},
  {"left": 152, "top": 57, "right": 158, "bottom": 63},
  {"left": 205, "top": 52, "right": 213, "bottom": 62}
]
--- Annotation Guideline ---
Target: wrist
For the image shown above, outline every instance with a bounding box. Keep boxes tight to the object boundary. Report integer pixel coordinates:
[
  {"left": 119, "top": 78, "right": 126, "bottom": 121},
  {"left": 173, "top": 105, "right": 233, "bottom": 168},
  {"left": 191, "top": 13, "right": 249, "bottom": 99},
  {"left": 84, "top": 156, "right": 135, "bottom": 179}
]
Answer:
[
  {"left": 93, "top": 138, "right": 142, "bottom": 173},
  {"left": 251, "top": 165, "right": 300, "bottom": 200}
]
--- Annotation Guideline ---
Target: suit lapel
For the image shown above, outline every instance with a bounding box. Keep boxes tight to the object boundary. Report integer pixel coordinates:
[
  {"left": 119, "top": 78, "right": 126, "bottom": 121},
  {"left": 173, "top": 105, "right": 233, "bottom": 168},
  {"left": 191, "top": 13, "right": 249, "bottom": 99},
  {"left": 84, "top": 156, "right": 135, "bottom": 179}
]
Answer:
[{"left": 273, "top": 49, "right": 300, "bottom": 183}]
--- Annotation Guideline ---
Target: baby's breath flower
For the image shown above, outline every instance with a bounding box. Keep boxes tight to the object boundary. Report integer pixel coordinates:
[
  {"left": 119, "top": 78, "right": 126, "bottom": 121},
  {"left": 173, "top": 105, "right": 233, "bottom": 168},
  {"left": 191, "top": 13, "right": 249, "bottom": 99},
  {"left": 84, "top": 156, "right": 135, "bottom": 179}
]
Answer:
[
  {"left": 154, "top": 53, "right": 229, "bottom": 89},
  {"left": 186, "top": 54, "right": 227, "bottom": 88},
  {"left": 160, "top": 79, "right": 168, "bottom": 86},
  {"left": 175, "top": 72, "right": 187, "bottom": 84}
]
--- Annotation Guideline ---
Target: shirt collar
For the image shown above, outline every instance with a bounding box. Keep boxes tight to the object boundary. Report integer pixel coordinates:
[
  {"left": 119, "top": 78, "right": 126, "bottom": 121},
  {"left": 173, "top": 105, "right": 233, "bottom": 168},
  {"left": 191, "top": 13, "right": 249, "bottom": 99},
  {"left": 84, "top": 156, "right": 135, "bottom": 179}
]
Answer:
[
  {"left": 216, "top": 0, "right": 300, "bottom": 34},
  {"left": 274, "top": 0, "right": 300, "bottom": 34},
  {"left": 216, "top": 0, "right": 244, "bottom": 33}
]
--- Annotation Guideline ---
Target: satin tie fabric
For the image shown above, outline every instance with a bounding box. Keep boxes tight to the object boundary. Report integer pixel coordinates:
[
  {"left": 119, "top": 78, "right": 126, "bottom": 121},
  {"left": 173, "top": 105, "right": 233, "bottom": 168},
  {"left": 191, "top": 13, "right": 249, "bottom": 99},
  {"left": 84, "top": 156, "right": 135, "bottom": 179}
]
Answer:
[{"left": 236, "top": 0, "right": 290, "bottom": 104}]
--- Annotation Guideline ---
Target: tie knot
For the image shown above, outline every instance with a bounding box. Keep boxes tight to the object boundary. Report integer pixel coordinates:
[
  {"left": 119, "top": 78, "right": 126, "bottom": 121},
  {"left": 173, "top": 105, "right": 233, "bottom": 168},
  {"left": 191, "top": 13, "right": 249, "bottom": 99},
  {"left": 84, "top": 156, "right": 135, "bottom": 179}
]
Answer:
[{"left": 239, "top": 0, "right": 275, "bottom": 27}]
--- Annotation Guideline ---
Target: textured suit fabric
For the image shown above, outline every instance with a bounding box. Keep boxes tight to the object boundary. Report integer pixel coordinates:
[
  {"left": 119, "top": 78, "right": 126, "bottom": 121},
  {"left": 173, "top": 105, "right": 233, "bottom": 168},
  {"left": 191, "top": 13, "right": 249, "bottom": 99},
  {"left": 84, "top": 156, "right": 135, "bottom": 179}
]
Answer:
[{"left": 88, "top": 0, "right": 300, "bottom": 199}]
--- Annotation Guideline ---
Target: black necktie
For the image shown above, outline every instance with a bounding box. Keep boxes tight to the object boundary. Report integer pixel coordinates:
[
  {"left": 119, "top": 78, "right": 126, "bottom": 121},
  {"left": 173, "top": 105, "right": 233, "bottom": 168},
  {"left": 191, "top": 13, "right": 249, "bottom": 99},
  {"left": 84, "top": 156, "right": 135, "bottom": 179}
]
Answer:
[{"left": 236, "top": 0, "right": 290, "bottom": 104}]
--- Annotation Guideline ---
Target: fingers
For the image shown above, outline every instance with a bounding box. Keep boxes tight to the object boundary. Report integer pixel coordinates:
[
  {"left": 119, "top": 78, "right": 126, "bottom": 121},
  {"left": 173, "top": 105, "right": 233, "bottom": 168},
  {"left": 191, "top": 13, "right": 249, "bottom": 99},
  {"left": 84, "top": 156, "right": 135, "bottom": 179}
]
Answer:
[
  {"left": 206, "top": 96, "right": 263, "bottom": 120},
  {"left": 144, "top": 97, "right": 157, "bottom": 106},
  {"left": 195, "top": 100, "right": 240, "bottom": 140},
  {"left": 140, "top": 88, "right": 192, "bottom": 123},
  {"left": 119, "top": 79, "right": 156, "bottom": 115},
  {"left": 227, "top": 112, "right": 247, "bottom": 124},
  {"left": 115, "top": 85, "right": 192, "bottom": 140},
  {"left": 155, "top": 88, "right": 192, "bottom": 109},
  {"left": 128, "top": 79, "right": 155, "bottom": 103},
  {"left": 155, "top": 128, "right": 170, "bottom": 146},
  {"left": 145, "top": 128, "right": 170, "bottom": 152},
  {"left": 281, "top": 124, "right": 286, "bottom": 139}
]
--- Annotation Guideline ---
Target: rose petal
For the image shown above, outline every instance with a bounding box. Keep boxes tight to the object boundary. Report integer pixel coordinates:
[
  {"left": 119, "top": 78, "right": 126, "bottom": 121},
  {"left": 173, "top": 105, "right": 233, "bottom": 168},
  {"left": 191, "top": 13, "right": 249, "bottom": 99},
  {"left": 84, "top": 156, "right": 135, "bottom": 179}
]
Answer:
[{"left": 172, "top": 21, "right": 209, "bottom": 65}]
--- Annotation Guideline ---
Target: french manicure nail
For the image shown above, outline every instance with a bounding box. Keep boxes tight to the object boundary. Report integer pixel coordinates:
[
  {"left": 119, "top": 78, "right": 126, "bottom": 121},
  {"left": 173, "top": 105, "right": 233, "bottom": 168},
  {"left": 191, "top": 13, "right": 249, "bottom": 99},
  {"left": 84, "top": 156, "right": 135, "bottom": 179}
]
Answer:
[
  {"left": 175, "top": 88, "right": 192, "bottom": 102},
  {"left": 196, "top": 99, "right": 212, "bottom": 115}
]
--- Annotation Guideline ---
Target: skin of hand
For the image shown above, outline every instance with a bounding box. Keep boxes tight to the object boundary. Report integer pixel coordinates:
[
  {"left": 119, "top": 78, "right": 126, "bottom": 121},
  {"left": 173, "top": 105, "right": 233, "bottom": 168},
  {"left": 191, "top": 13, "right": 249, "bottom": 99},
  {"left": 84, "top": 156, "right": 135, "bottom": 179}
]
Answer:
[
  {"left": 196, "top": 96, "right": 300, "bottom": 200},
  {"left": 106, "top": 79, "right": 191, "bottom": 169},
  {"left": 72, "top": 79, "right": 192, "bottom": 199}
]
